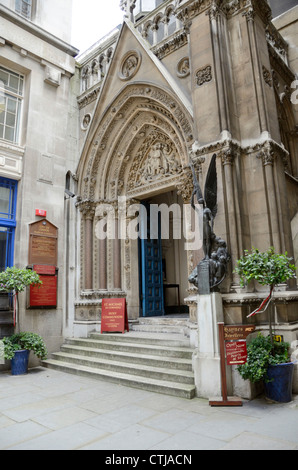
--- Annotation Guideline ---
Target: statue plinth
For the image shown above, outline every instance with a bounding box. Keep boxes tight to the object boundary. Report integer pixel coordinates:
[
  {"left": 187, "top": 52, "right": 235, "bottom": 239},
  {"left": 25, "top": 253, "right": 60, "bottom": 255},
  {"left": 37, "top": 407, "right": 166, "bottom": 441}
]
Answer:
[{"left": 197, "top": 260, "right": 211, "bottom": 295}]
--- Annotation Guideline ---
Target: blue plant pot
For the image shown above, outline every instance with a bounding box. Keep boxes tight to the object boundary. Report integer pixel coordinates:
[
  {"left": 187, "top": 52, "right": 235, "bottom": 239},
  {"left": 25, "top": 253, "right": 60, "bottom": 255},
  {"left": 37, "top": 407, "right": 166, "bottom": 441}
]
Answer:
[
  {"left": 11, "top": 350, "right": 30, "bottom": 376},
  {"left": 264, "top": 362, "right": 295, "bottom": 403}
]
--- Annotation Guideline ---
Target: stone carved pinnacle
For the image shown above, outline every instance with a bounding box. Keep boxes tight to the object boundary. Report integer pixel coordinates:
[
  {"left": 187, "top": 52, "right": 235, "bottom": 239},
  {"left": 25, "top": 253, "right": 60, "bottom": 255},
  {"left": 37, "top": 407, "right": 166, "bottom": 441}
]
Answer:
[{"left": 120, "top": 0, "right": 137, "bottom": 22}]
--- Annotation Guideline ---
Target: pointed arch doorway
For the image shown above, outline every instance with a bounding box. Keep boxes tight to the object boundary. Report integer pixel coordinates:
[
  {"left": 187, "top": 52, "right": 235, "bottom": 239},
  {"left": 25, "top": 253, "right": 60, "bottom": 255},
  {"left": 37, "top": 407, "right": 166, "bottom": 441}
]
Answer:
[
  {"left": 76, "top": 83, "right": 194, "bottom": 323},
  {"left": 138, "top": 190, "right": 189, "bottom": 318}
]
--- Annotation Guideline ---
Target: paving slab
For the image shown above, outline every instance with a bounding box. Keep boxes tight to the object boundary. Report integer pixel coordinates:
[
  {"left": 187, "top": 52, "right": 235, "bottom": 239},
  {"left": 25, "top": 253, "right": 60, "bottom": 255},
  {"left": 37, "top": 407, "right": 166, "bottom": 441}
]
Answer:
[{"left": 0, "top": 367, "right": 297, "bottom": 451}]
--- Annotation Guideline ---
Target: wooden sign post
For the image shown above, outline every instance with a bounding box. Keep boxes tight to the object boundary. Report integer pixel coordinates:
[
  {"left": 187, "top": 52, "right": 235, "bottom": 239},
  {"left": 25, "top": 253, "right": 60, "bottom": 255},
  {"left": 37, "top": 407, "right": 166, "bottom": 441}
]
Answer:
[
  {"left": 101, "top": 298, "right": 129, "bottom": 334},
  {"left": 209, "top": 323, "right": 255, "bottom": 407}
]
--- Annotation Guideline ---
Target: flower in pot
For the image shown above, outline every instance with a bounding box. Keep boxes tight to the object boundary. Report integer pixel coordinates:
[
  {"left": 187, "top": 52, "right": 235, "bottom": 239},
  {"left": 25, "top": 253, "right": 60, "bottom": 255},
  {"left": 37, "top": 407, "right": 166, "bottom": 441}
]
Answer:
[
  {"left": 234, "top": 247, "right": 296, "bottom": 402},
  {"left": 2, "top": 332, "right": 48, "bottom": 376}
]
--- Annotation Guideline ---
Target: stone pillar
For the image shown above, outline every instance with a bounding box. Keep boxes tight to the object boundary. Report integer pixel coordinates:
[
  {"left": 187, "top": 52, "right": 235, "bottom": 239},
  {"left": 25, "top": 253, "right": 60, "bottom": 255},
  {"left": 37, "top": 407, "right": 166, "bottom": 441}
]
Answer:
[
  {"left": 81, "top": 202, "right": 95, "bottom": 291},
  {"left": 192, "top": 293, "right": 232, "bottom": 399},
  {"left": 257, "top": 145, "right": 282, "bottom": 252},
  {"left": 220, "top": 146, "right": 241, "bottom": 285},
  {"left": 113, "top": 216, "right": 122, "bottom": 291},
  {"left": 99, "top": 237, "right": 107, "bottom": 291}
]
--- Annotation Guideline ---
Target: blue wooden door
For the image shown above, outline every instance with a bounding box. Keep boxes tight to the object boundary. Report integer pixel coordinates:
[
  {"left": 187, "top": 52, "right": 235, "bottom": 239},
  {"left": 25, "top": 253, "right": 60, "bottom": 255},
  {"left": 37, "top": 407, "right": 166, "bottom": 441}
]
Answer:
[{"left": 140, "top": 203, "right": 164, "bottom": 317}]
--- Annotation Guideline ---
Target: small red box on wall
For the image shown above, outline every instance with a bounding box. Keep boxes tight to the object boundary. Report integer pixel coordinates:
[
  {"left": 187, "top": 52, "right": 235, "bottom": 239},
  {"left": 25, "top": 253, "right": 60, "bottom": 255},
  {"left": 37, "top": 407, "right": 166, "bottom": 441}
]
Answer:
[{"left": 35, "top": 209, "right": 47, "bottom": 217}]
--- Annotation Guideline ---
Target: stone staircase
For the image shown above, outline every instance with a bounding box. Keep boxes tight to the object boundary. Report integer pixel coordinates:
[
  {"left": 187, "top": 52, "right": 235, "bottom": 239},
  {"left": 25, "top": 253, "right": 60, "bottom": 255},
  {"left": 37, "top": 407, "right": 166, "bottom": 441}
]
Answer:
[{"left": 42, "top": 317, "right": 196, "bottom": 399}]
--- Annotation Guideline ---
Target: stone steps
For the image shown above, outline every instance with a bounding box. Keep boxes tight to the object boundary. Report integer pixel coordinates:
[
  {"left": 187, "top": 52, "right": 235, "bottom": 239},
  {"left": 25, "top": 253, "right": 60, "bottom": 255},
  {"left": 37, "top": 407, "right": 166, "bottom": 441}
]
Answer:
[{"left": 42, "top": 330, "right": 196, "bottom": 399}]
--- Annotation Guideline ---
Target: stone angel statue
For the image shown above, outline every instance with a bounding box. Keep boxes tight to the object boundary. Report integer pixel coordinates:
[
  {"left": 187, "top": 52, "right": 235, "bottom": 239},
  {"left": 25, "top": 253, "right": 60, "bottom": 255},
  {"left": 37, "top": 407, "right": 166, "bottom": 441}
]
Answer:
[
  {"left": 190, "top": 154, "right": 217, "bottom": 260},
  {"left": 189, "top": 153, "right": 230, "bottom": 292}
]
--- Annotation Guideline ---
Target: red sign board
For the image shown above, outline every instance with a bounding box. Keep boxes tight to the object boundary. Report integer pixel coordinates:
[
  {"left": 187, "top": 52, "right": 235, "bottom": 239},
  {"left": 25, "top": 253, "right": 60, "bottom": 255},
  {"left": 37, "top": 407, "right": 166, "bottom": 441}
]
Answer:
[
  {"left": 226, "top": 341, "right": 248, "bottom": 365},
  {"left": 36, "top": 209, "right": 47, "bottom": 217},
  {"left": 29, "top": 275, "right": 57, "bottom": 308},
  {"left": 101, "top": 299, "right": 129, "bottom": 334},
  {"left": 33, "top": 265, "right": 56, "bottom": 276}
]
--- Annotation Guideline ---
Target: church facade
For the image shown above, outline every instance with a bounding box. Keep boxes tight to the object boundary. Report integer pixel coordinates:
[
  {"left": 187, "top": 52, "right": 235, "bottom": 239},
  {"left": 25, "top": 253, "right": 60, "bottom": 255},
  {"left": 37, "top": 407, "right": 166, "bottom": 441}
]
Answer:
[
  {"left": 73, "top": 0, "right": 297, "bottom": 334},
  {"left": 0, "top": 0, "right": 297, "bottom": 397}
]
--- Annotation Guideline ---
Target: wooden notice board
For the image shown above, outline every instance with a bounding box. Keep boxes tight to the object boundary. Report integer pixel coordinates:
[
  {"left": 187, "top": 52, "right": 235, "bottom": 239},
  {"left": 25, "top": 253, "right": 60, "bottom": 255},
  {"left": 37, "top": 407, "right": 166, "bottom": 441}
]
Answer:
[
  {"left": 101, "top": 299, "right": 129, "bottom": 334},
  {"left": 29, "top": 220, "right": 58, "bottom": 266}
]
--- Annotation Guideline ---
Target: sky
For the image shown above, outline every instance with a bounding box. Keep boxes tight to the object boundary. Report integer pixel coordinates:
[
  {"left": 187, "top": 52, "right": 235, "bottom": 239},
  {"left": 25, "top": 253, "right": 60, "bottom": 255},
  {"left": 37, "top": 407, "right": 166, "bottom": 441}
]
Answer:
[{"left": 71, "top": 0, "right": 124, "bottom": 54}]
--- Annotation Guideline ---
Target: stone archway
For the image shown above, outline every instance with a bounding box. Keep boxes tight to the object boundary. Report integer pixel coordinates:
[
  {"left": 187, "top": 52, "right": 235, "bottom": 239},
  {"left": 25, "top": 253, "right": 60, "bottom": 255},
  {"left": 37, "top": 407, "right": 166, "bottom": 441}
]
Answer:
[{"left": 76, "top": 83, "right": 195, "bottom": 321}]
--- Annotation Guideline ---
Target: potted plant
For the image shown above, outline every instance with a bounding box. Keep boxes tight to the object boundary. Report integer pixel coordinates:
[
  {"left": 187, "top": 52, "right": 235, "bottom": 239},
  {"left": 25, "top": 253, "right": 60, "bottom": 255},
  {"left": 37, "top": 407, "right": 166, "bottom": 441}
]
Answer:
[
  {"left": 234, "top": 247, "right": 296, "bottom": 402},
  {"left": 2, "top": 332, "right": 48, "bottom": 375},
  {"left": 0, "top": 267, "right": 42, "bottom": 326}
]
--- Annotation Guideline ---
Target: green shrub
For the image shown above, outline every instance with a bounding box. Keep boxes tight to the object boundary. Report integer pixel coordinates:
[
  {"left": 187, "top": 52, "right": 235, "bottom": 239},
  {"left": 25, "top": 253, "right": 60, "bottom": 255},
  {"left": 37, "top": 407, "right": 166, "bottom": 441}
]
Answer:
[
  {"left": 237, "top": 334, "right": 290, "bottom": 383},
  {"left": 2, "top": 332, "right": 48, "bottom": 360}
]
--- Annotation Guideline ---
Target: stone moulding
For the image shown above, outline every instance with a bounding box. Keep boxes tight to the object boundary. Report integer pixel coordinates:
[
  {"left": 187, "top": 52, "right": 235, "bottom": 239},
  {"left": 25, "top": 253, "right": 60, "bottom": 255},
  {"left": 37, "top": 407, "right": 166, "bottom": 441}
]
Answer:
[
  {"left": 174, "top": 0, "right": 272, "bottom": 26},
  {"left": 152, "top": 30, "right": 188, "bottom": 60}
]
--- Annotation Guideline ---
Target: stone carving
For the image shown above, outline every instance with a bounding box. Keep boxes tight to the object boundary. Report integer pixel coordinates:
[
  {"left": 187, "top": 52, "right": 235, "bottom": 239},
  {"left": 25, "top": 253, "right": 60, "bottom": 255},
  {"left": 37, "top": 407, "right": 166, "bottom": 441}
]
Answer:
[
  {"left": 177, "top": 57, "right": 190, "bottom": 78},
  {"left": 262, "top": 65, "right": 272, "bottom": 87},
  {"left": 188, "top": 153, "right": 230, "bottom": 293},
  {"left": 195, "top": 65, "right": 212, "bottom": 87},
  {"left": 119, "top": 51, "right": 141, "bottom": 81},
  {"left": 138, "top": 141, "right": 182, "bottom": 185},
  {"left": 120, "top": 0, "right": 137, "bottom": 21}
]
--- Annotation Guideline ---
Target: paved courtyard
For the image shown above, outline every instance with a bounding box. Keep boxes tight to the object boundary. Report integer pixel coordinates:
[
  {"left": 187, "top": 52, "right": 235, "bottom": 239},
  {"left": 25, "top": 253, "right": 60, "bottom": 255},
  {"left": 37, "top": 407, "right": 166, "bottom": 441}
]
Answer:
[{"left": 0, "top": 367, "right": 297, "bottom": 451}]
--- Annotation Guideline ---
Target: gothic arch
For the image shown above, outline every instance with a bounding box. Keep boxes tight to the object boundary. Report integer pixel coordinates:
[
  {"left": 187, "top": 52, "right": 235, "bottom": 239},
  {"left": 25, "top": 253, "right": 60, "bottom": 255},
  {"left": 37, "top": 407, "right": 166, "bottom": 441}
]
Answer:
[
  {"left": 76, "top": 83, "right": 195, "bottom": 297},
  {"left": 78, "top": 83, "right": 194, "bottom": 202}
]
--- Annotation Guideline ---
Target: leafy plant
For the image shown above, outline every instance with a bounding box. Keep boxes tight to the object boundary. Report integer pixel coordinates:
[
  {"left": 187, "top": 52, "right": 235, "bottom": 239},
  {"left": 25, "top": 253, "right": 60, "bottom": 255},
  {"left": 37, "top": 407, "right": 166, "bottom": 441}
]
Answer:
[
  {"left": 234, "top": 247, "right": 296, "bottom": 289},
  {"left": 2, "top": 332, "right": 48, "bottom": 360},
  {"left": 0, "top": 267, "right": 42, "bottom": 293},
  {"left": 237, "top": 333, "right": 290, "bottom": 383}
]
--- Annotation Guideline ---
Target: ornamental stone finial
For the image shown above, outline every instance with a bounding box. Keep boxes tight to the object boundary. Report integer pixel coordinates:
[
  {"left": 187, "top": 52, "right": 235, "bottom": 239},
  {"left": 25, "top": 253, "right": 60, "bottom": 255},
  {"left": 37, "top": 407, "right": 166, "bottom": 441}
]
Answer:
[{"left": 120, "top": 0, "right": 137, "bottom": 22}]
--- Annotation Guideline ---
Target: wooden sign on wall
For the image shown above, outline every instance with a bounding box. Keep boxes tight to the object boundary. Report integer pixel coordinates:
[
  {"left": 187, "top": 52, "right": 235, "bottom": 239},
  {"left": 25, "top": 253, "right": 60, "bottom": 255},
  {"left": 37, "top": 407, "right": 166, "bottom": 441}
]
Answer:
[
  {"left": 29, "top": 220, "right": 58, "bottom": 266},
  {"left": 28, "top": 220, "right": 58, "bottom": 309}
]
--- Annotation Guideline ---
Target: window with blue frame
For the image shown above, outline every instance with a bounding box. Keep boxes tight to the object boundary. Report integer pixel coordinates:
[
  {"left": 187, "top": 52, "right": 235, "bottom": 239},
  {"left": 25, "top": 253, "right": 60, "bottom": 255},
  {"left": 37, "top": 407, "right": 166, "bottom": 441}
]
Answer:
[{"left": 0, "top": 178, "right": 17, "bottom": 271}]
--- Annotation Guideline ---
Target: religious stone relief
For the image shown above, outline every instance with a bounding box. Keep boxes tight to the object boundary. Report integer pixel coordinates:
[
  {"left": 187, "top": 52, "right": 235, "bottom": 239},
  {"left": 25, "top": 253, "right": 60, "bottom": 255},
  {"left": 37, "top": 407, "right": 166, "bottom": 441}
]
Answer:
[
  {"left": 119, "top": 51, "right": 141, "bottom": 81},
  {"left": 177, "top": 57, "right": 190, "bottom": 78},
  {"left": 128, "top": 137, "right": 182, "bottom": 192}
]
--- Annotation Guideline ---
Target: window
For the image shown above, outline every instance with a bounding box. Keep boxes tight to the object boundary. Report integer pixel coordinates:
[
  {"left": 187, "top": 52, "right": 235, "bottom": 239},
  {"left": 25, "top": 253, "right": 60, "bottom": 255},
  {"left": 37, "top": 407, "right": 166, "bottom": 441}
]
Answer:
[
  {"left": 15, "top": 0, "right": 32, "bottom": 20},
  {"left": 0, "top": 66, "right": 24, "bottom": 145},
  {"left": 0, "top": 178, "right": 17, "bottom": 271}
]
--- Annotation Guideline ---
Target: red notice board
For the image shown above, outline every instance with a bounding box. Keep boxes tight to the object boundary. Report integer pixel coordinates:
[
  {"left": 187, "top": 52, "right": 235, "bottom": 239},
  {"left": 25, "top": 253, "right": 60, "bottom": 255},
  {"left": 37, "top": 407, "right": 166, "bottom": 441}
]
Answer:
[
  {"left": 101, "top": 299, "right": 129, "bottom": 334},
  {"left": 28, "top": 265, "right": 57, "bottom": 308},
  {"left": 29, "top": 275, "right": 57, "bottom": 308},
  {"left": 226, "top": 341, "right": 248, "bottom": 366}
]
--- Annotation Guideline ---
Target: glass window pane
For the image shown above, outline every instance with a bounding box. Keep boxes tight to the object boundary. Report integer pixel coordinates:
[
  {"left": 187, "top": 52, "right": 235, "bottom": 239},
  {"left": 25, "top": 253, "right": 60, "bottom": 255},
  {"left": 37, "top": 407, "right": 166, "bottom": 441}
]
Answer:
[
  {"left": 0, "top": 186, "right": 11, "bottom": 218},
  {"left": 4, "top": 126, "right": 14, "bottom": 142},
  {"left": 0, "top": 111, "right": 4, "bottom": 124},
  {"left": 6, "top": 113, "right": 16, "bottom": 127},
  {"left": 0, "top": 124, "right": 3, "bottom": 138},
  {"left": 0, "top": 229, "right": 8, "bottom": 272},
  {"left": 0, "top": 70, "right": 8, "bottom": 88},
  {"left": 9, "top": 75, "right": 19, "bottom": 94},
  {"left": 7, "top": 97, "right": 17, "bottom": 114}
]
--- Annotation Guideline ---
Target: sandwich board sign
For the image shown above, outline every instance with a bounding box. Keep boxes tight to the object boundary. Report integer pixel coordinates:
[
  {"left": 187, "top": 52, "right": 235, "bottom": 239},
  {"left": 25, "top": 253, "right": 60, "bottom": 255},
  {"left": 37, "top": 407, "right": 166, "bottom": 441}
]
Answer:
[{"left": 101, "top": 298, "right": 129, "bottom": 334}]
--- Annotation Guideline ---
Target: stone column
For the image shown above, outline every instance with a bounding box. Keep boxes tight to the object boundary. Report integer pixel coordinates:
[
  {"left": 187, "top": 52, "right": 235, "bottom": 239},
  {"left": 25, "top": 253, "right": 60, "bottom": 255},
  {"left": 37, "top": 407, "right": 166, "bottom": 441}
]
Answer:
[
  {"left": 208, "top": 4, "right": 230, "bottom": 134},
  {"left": 220, "top": 146, "right": 241, "bottom": 284},
  {"left": 113, "top": 215, "right": 122, "bottom": 291},
  {"left": 244, "top": 8, "right": 269, "bottom": 135},
  {"left": 257, "top": 145, "right": 281, "bottom": 252},
  {"left": 80, "top": 202, "right": 95, "bottom": 291}
]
